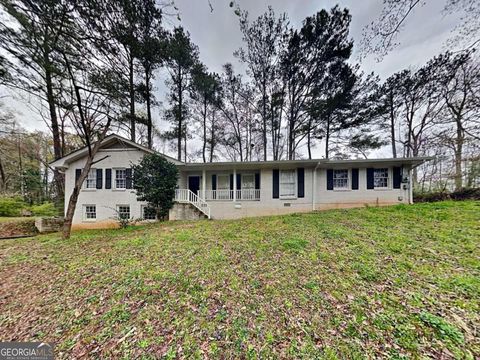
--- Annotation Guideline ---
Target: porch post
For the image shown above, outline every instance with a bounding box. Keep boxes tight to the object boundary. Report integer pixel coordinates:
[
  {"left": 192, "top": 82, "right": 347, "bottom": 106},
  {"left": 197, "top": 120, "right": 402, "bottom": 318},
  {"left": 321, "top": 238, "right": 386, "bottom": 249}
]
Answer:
[
  {"left": 312, "top": 167, "right": 317, "bottom": 211},
  {"left": 233, "top": 168, "right": 236, "bottom": 202},
  {"left": 202, "top": 169, "right": 206, "bottom": 200}
]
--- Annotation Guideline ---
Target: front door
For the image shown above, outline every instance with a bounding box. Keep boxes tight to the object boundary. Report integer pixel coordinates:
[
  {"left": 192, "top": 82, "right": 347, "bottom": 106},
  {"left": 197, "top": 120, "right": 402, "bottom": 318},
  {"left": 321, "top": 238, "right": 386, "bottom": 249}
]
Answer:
[{"left": 188, "top": 176, "right": 201, "bottom": 195}]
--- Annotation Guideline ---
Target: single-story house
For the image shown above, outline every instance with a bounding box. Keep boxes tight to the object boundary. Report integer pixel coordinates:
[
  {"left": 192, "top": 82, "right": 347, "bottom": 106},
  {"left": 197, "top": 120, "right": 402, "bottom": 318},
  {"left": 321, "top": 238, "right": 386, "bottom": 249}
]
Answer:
[{"left": 50, "top": 134, "right": 430, "bottom": 228}]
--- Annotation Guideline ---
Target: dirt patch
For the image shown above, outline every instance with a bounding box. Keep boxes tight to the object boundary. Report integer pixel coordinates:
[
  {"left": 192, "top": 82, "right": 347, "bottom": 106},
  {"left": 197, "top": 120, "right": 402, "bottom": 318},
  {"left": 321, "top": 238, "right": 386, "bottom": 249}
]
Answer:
[{"left": 0, "top": 219, "right": 38, "bottom": 238}]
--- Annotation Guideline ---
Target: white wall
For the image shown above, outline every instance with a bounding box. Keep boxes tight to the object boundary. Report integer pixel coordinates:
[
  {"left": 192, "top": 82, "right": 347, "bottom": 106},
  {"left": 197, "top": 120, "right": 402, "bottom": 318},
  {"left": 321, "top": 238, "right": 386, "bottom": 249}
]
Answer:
[
  {"left": 180, "top": 166, "right": 410, "bottom": 220},
  {"left": 64, "top": 148, "right": 148, "bottom": 228}
]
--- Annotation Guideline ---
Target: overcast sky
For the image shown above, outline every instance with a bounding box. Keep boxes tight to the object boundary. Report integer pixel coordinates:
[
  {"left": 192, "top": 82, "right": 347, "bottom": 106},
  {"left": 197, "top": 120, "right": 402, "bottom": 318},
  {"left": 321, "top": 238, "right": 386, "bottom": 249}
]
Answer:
[{"left": 1, "top": 0, "right": 462, "bottom": 157}]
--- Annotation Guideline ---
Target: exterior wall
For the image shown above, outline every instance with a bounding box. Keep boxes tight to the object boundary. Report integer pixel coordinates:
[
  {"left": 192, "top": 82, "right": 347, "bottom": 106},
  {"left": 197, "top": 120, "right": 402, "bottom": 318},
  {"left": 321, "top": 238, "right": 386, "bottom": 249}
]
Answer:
[
  {"left": 180, "top": 165, "right": 411, "bottom": 220},
  {"left": 169, "top": 203, "right": 207, "bottom": 221},
  {"left": 65, "top": 148, "right": 149, "bottom": 228}
]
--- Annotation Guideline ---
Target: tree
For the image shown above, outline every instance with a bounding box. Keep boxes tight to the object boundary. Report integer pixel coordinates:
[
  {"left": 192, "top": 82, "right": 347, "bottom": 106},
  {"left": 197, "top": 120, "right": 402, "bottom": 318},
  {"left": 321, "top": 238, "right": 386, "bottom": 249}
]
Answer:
[
  {"left": 361, "top": 0, "right": 480, "bottom": 60},
  {"left": 433, "top": 51, "right": 480, "bottom": 189},
  {"left": 163, "top": 27, "right": 199, "bottom": 162},
  {"left": 235, "top": 6, "right": 288, "bottom": 160},
  {"left": 190, "top": 63, "right": 222, "bottom": 162},
  {"left": 136, "top": 0, "right": 165, "bottom": 149},
  {"left": 132, "top": 153, "right": 178, "bottom": 219},
  {"left": 0, "top": 0, "right": 72, "bottom": 196},
  {"left": 218, "top": 63, "right": 260, "bottom": 162}
]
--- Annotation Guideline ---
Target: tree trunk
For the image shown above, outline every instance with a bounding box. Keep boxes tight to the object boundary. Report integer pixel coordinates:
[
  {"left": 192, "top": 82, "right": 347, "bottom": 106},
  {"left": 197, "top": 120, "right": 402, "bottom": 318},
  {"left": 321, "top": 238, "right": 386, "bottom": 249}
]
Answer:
[
  {"left": 209, "top": 108, "right": 215, "bottom": 162},
  {"left": 145, "top": 69, "right": 153, "bottom": 149},
  {"left": 389, "top": 90, "right": 397, "bottom": 158},
  {"left": 325, "top": 117, "right": 331, "bottom": 159},
  {"left": 129, "top": 56, "right": 136, "bottom": 142},
  {"left": 202, "top": 96, "right": 207, "bottom": 163},
  {"left": 177, "top": 65, "right": 182, "bottom": 161},
  {"left": 262, "top": 81, "right": 267, "bottom": 161},
  {"left": 62, "top": 127, "right": 110, "bottom": 239},
  {"left": 307, "top": 118, "right": 312, "bottom": 160},
  {"left": 454, "top": 117, "right": 464, "bottom": 190},
  {"left": 45, "top": 62, "right": 64, "bottom": 198}
]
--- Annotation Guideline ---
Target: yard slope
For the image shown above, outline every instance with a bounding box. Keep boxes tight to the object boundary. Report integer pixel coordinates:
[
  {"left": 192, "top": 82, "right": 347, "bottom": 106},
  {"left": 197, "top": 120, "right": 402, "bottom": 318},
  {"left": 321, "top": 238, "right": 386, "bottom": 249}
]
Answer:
[{"left": 0, "top": 201, "right": 479, "bottom": 358}]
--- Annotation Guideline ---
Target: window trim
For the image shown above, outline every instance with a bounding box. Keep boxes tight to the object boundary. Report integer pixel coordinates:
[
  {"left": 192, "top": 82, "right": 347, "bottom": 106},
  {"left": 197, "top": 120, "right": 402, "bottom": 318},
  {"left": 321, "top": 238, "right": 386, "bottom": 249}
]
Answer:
[
  {"left": 116, "top": 204, "right": 131, "bottom": 219},
  {"left": 279, "top": 169, "right": 297, "bottom": 199},
  {"left": 373, "top": 167, "right": 391, "bottom": 190},
  {"left": 141, "top": 205, "right": 156, "bottom": 221},
  {"left": 84, "top": 168, "right": 97, "bottom": 190},
  {"left": 114, "top": 168, "right": 127, "bottom": 190},
  {"left": 83, "top": 204, "right": 97, "bottom": 222},
  {"left": 333, "top": 169, "right": 350, "bottom": 191}
]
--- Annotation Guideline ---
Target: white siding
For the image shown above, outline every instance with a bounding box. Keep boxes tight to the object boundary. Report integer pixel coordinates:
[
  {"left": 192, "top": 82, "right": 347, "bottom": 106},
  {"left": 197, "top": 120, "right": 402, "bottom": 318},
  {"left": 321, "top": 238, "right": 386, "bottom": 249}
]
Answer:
[{"left": 64, "top": 148, "right": 148, "bottom": 228}]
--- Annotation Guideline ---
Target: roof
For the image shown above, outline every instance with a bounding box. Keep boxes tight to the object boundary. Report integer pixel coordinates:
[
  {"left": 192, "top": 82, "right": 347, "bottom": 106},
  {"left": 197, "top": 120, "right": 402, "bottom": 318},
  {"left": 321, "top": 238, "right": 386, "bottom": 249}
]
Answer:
[
  {"left": 49, "top": 134, "right": 184, "bottom": 169},
  {"left": 180, "top": 156, "right": 433, "bottom": 170},
  {"left": 50, "top": 133, "right": 432, "bottom": 170}
]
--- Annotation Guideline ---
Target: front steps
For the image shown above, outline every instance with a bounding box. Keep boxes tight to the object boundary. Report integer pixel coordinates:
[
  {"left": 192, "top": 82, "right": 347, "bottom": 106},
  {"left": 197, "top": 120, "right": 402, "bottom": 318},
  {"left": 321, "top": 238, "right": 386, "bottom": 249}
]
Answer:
[{"left": 169, "top": 203, "right": 209, "bottom": 221}]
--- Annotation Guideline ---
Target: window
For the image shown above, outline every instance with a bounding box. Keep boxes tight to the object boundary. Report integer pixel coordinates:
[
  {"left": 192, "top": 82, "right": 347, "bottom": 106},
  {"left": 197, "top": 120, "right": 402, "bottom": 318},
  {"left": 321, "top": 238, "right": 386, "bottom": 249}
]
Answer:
[
  {"left": 279, "top": 169, "right": 296, "bottom": 198},
  {"left": 85, "top": 169, "right": 96, "bottom": 189},
  {"left": 374, "top": 168, "right": 389, "bottom": 188},
  {"left": 84, "top": 205, "right": 96, "bottom": 220},
  {"left": 142, "top": 206, "right": 156, "bottom": 220},
  {"left": 242, "top": 174, "right": 255, "bottom": 190},
  {"left": 117, "top": 205, "right": 130, "bottom": 219},
  {"left": 115, "top": 169, "right": 126, "bottom": 189},
  {"left": 333, "top": 169, "right": 349, "bottom": 189},
  {"left": 217, "top": 174, "right": 230, "bottom": 199}
]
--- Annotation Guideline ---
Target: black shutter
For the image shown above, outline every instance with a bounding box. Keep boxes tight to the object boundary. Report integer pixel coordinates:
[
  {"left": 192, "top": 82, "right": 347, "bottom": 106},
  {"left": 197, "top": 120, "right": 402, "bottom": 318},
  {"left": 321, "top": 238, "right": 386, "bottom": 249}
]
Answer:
[
  {"left": 75, "top": 169, "right": 81, "bottom": 184},
  {"left": 351, "top": 168, "right": 359, "bottom": 190},
  {"left": 366, "top": 168, "right": 375, "bottom": 189},
  {"left": 297, "top": 168, "right": 305, "bottom": 198},
  {"left": 96, "top": 169, "right": 103, "bottom": 189},
  {"left": 212, "top": 174, "right": 217, "bottom": 190},
  {"left": 229, "top": 174, "right": 234, "bottom": 191},
  {"left": 105, "top": 169, "right": 112, "bottom": 189},
  {"left": 272, "top": 169, "right": 279, "bottom": 199},
  {"left": 212, "top": 174, "right": 217, "bottom": 200},
  {"left": 255, "top": 173, "right": 260, "bottom": 190},
  {"left": 126, "top": 168, "right": 133, "bottom": 189},
  {"left": 327, "top": 169, "right": 334, "bottom": 190},
  {"left": 236, "top": 173, "right": 241, "bottom": 190},
  {"left": 393, "top": 166, "right": 402, "bottom": 189}
]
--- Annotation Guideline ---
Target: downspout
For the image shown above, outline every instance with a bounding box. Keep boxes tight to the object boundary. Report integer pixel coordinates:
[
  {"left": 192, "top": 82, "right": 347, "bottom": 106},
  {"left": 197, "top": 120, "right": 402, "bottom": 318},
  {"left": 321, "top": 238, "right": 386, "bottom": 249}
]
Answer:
[
  {"left": 312, "top": 161, "right": 321, "bottom": 211},
  {"left": 408, "top": 162, "right": 423, "bottom": 204}
]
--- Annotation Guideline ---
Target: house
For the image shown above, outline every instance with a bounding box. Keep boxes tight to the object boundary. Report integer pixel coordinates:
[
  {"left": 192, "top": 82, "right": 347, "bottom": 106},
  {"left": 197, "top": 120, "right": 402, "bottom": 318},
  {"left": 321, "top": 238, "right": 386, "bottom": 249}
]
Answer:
[{"left": 50, "top": 134, "right": 431, "bottom": 228}]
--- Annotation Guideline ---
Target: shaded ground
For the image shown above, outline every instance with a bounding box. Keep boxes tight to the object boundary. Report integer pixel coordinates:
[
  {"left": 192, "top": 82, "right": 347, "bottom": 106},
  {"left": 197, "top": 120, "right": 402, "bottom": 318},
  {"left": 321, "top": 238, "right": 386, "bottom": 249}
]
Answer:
[
  {"left": 0, "top": 218, "right": 38, "bottom": 238},
  {"left": 0, "top": 201, "right": 479, "bottom": 359}
]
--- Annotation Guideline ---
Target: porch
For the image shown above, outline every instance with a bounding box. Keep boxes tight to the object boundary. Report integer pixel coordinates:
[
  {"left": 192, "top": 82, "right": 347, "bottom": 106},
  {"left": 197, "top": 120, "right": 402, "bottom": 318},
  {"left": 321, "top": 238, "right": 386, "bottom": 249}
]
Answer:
[{"left": 179, "top": 169, "right": 262, "bottom": 202}]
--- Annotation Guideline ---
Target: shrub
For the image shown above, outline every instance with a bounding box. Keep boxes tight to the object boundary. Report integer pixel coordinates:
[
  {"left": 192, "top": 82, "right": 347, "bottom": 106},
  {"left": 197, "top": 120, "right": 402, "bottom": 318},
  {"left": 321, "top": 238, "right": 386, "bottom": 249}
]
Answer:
[
  {"left": 414, "top": 187, "right": 480, "bottom": 203},
  {"left": 450, "top": 187, "right": 480, "bottom": 201},
  {"left": 0, "top": 196, "right": 27, "bottom": 216},
  {"left": 30, "top": 202, "right": 58, "bottom": 216}
]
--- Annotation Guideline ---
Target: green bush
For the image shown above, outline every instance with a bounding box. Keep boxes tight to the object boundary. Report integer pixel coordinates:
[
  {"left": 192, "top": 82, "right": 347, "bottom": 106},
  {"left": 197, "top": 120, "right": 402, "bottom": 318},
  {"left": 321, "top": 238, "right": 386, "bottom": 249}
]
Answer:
[
  {"left": 0, "top": 196, "right": 27, "bottom": 216},
  {"left": 30, "top": 202, "right": 58, "bottom": 216}
]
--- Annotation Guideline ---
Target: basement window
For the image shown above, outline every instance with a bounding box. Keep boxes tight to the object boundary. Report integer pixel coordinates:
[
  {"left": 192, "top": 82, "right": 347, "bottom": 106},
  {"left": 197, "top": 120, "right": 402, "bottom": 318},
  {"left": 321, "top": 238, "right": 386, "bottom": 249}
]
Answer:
[
  {"left": 84, "top": 205, "right": 96, "bottom": 220},
  {"left": 117, "top": 205, "right": 130, "bottom": 219}
]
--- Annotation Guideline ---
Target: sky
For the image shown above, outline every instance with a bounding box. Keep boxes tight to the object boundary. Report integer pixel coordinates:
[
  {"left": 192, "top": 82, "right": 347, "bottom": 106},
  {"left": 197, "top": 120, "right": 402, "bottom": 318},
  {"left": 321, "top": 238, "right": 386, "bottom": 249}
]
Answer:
[{"left": 1, "top": 0, "right": 463, "bottom": 158}]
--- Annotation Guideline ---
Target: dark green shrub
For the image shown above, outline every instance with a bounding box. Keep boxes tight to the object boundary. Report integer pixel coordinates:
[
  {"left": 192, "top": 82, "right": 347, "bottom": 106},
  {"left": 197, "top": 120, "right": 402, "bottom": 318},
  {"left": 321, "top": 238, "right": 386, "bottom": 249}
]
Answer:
[
  {"left": 30, "top": 202, "right": 59, "bottom": 216},
  {"left": 413, "top": 191, "right": 450, "bottom": 203},
  {"left": 0, "top": 196, "right": 27, "bottom": 216}
]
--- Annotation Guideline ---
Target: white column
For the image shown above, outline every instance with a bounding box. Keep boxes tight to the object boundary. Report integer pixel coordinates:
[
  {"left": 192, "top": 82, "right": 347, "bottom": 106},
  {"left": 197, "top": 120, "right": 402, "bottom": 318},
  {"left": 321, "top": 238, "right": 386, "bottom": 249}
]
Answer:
[
  {"left": 233, "top": 168, "right": 236, "bottom": 202},
  {"left": 312, "top": 167, "right": 317, "bottom": 211},
  {"left": 202, "top": 169, "right": 206, "bottom": 199}
]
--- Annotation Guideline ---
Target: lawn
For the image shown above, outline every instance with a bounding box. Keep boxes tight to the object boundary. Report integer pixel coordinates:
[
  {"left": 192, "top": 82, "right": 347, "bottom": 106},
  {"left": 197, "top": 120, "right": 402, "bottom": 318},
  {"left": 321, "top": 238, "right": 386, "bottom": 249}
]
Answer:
[{"left": 0, "top": 201, "right": 479, "bottom": 359}]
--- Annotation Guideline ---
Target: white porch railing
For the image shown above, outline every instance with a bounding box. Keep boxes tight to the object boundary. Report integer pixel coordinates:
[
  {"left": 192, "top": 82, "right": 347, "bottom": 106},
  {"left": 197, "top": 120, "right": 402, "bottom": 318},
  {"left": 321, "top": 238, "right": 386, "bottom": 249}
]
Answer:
[
  {"left": 198, "top": 189, "right": 260, "bottom": 201},
  {"left": 174, "top": 189, "right": 211, "bottom": 219}
]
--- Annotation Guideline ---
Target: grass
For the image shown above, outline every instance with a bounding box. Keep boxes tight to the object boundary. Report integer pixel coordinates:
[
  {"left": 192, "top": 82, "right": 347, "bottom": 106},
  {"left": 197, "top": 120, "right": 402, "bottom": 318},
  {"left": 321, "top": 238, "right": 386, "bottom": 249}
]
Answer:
[{"left": 0, "top": 201, "right": 479, "bottom": 359}]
